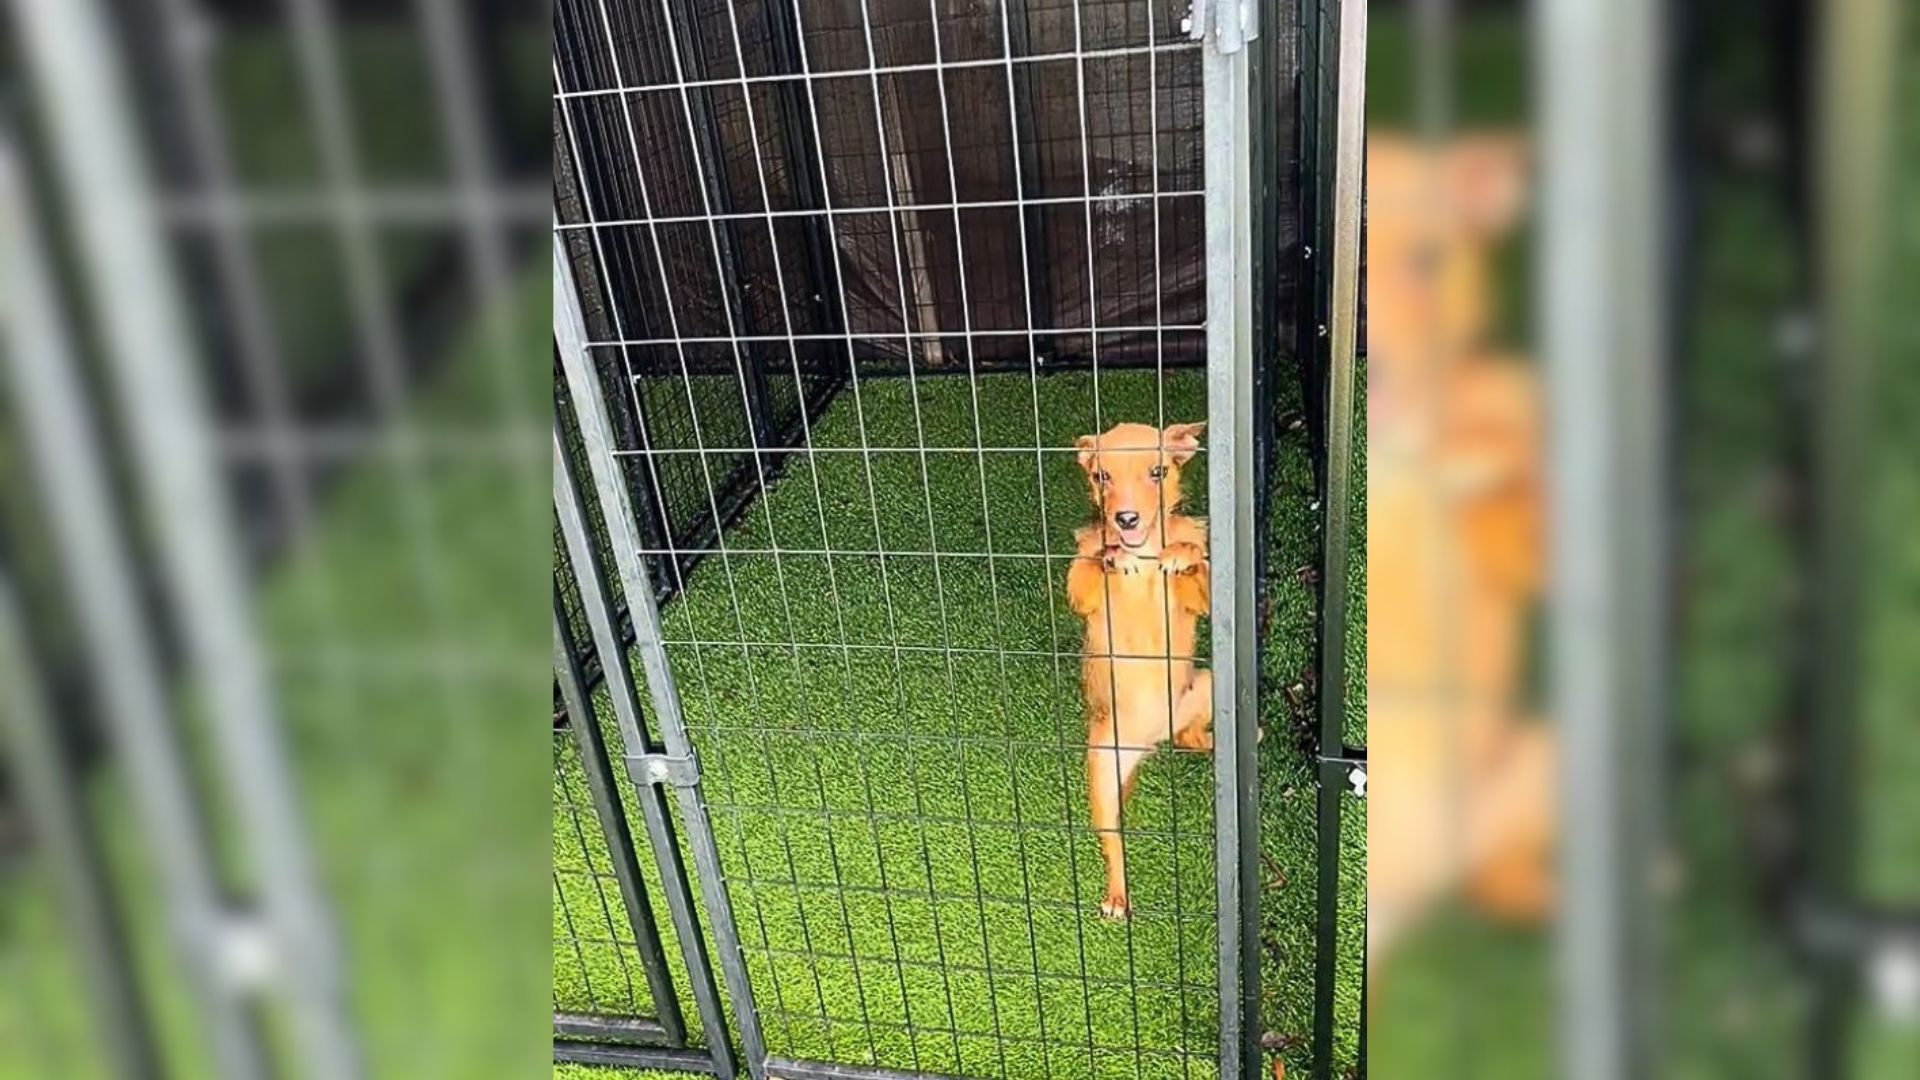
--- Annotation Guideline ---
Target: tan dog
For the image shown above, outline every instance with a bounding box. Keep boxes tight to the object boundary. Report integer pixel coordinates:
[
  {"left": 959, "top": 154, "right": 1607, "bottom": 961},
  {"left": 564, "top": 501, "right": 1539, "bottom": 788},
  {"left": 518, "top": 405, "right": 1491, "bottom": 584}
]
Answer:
[
  {"left": 1066, "top": 421, "right": 1211, "bottom": 919},
  {"left": 1367, "top": 131, "right": 1555, "bottom": 959}
]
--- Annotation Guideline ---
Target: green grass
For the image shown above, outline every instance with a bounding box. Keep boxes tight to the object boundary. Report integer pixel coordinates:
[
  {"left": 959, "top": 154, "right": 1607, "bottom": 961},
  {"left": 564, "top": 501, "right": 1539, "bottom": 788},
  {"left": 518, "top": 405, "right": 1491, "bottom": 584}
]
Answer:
[{"left": 555, "top": 364, "right": 1364, "bottom": 1079}]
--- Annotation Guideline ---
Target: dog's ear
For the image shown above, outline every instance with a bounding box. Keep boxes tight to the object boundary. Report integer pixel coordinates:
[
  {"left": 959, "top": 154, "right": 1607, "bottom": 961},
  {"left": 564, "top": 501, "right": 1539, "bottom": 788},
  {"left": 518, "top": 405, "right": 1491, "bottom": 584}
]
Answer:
[
  {"left": 1446, "top": 133, "right": 1529, "bottom": 238},
  {"left": 1162, "top": 422, "right": 1205, "bottom": 465},
  {"left": 1076, "top": 435, "right": 1098, "bottom": 472}
]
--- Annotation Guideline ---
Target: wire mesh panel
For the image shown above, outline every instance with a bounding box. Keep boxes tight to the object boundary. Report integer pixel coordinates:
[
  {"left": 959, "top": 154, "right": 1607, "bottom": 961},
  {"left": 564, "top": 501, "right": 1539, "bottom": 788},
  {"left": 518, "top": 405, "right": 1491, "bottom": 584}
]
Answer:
[
  {"left": 14, "top": 0, "right": 556, "bottom": 1076},
  {"left": 552, "top": 2, "right": 1270, "bottom": 1079},
  {"left": 552, "top": 565, "right": 688, "bottom": 1053}
]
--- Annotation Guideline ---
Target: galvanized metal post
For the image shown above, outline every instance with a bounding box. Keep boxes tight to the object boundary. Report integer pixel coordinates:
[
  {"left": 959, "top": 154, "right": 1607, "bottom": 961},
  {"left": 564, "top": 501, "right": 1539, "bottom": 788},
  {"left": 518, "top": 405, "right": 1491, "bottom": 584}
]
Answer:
[
  {"left": 1541, "top": 0, "right": 1667, "bottom": 1075},
  {"left": 555, "top": 233, "right": 771, "bottom": 1080},
  {"left": 1202, "top": 4, "right": 1262, "bottom": 1077}
]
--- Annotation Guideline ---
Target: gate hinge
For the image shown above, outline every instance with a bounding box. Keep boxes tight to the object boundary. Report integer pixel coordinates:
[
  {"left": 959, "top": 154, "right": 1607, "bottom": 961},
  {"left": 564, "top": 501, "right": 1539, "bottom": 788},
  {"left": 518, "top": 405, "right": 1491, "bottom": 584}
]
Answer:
[
  {"left": 1187, "top": 0, "right": 1260, "bottom": 55},
  {"left": 627, "top": 751, "right": 700, "bottom": 789}
]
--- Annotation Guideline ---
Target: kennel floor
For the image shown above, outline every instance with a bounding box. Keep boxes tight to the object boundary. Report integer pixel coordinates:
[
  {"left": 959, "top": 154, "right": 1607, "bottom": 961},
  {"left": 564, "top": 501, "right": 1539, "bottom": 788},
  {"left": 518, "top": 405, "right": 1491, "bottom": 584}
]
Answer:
[{"left": 555, "top": 367, "right": 1364, "bottom": 1079}]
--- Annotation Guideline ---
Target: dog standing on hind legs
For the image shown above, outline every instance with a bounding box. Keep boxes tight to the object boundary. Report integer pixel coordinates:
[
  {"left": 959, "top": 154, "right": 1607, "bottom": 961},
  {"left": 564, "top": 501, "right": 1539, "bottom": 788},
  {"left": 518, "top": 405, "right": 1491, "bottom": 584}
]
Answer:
[{"left": 1067, "top": 421, "right": 1212, "bottom": 920}]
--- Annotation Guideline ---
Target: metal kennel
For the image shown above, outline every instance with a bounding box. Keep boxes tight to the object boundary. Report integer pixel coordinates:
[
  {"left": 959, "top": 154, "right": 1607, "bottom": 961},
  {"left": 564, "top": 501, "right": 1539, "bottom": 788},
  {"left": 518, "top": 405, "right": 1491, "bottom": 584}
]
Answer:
[{"left": 551, "top": 1, "right": 1365, "bottom": 1079}]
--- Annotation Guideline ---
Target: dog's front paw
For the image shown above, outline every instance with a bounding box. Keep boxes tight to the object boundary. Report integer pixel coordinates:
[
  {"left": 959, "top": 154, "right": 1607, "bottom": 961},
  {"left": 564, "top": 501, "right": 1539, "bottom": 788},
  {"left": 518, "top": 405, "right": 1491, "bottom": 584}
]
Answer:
[
  {"left": 1158, "top": 542, "right": 1206, "bottom": 576},
  {"left": 1104, "top": 547, "right": 1146, "bottom": 576},
  {"left": 1099, "top": 890, "right": 1131, "bottom": 921}
]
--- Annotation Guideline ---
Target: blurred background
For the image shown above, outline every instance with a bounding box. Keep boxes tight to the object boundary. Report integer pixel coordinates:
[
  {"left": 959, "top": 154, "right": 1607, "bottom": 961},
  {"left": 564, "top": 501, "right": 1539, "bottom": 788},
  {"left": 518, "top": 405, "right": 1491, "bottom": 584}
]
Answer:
[
  {"left": 1367, "top": 0, "right": 1920, "bottom": 1077},
  {"left": 2, "top": 1, "right": 551, "bottom": 1078}
]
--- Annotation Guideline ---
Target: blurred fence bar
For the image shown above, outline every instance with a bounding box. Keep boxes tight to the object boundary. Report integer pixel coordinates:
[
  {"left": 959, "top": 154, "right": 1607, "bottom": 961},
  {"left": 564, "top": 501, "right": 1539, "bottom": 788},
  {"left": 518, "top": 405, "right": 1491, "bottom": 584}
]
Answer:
[
  {"left": 1540, "top": 0, "right": 1668, "bottom": 1077},
  {"left": 1805, "top": 0, "right": 1900, "bottom": 1072},
  {"left": 1, "top": 118, "right": 267, "bottom": 1078},
  {"left": 11, "top": 0, "right": 365, "bottom": 1075},
  {"left": 0, "top": 573, "right": 157, "bottom": 1079}
]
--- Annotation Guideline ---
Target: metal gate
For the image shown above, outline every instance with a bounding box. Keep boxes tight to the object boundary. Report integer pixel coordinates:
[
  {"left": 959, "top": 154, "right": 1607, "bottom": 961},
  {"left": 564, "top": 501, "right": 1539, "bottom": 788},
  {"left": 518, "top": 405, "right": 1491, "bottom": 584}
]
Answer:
[{"left": 551, "top": 1, "right": 1363, "bottom": 1079}]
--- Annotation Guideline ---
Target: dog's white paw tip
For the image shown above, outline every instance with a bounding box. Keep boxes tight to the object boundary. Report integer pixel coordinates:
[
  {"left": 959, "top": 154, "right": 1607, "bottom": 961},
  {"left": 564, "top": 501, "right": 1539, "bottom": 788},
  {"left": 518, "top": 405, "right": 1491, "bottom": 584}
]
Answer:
[{"left": 1099, "top": 897, "right": 1131, "bottom": 921}]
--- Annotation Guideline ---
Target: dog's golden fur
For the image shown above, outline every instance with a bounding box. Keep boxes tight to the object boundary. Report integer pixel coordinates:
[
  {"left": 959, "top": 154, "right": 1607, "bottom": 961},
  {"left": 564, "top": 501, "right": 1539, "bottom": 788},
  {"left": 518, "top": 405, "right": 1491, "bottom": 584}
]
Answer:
[
  {"left": 1066, "top": 420, "right": 1210, "bottom": 919},
  {"left": 1367, "top": 131, "right": 1554, "bottom": 959}
]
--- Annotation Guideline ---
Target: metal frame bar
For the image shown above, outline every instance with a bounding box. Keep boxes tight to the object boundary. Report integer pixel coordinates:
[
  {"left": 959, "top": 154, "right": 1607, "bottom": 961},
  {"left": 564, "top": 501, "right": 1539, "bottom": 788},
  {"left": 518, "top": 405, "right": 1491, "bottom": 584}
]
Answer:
[
  {"left": 0, "top": 570, "right": 160, "bottom": 1080},
  {"left": 1804, "top": 0, "right": 1899, "bottom": 1069},
  {"left": 1203, "top": 7, "right": 1263, "bottom": 1079},
  {"left": 1310, "top": 1, "right": 1364, "bottom": 1076},
  {"left": 1292, "top": 0, "right": 1332, "bottom": 491},
  {"left": 660, "top": 0, "right": 778, "bottom": 458},
  {"left": 556, "top": 234, "right": 770, "bottom": 1080},
  {"left": 553, "top": 1011, "right": 679, "bottom": 1046},
  {"left": 0, "top": 132, "right": 166, "bottom": 1080},
  {"left": 1541, "top": 0, "right": 1668, "bottom": 1075},
  {"left": 0, "top": 96, "right": 266, "bottom": 1080},
  {"left": 552, "top": 593, "right": 688, "bottom": 1043},
  {"left": 759, "top": 0, "right": 849, "bottom": 349},
  {"left": 553, "top": 1039, "right": 719, "bottom": 1073},
  {"left": 554, "top": 411, "right": 743, "bottom": 1077},
  {"left": 762, "top": 1058, "right": 970, "bottom": 1080},
  {"left": 12, "top": 0, "right": 366, "bottom": 1073}
]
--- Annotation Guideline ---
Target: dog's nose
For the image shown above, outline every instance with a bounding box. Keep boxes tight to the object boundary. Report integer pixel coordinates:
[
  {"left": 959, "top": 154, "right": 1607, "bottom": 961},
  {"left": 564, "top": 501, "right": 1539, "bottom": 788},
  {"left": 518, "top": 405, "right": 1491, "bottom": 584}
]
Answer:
[{"left": 1114, "top": 511, "right": 1141, "bottom": 530}]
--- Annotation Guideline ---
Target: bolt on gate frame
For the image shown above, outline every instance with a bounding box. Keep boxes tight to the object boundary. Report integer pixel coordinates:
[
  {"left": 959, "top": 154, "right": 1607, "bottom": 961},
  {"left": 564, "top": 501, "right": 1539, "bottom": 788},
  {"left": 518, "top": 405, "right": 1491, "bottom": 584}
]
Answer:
[{"left": 551, "top": 0, "right": 1365, "bottom": 1079}]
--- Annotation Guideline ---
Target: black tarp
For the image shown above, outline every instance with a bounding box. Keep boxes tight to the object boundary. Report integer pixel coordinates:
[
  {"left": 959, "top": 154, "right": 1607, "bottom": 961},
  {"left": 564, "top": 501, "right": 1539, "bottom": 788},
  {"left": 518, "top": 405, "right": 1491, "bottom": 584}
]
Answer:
[{"left": 552, "top": 0, "right": 1252, "bottom": 374}]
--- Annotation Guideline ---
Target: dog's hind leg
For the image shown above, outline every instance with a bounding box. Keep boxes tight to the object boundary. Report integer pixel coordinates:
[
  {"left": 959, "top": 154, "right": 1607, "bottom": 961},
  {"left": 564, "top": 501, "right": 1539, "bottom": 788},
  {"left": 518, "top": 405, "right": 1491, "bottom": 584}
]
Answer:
[
  {"left": 1089, "top": 716, "right": 1151, "bottom": 919},
  {"left": 1171, "top": 670, "right": 1214, "bottom": 750}
]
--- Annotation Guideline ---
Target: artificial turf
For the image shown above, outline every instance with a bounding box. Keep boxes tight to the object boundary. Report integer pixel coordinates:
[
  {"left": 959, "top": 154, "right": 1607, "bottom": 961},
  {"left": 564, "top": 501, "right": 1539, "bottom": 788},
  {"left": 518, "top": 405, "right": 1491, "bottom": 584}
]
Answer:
[{"left": 555, "top": 361, "right": 1365, "bottom": 1079}]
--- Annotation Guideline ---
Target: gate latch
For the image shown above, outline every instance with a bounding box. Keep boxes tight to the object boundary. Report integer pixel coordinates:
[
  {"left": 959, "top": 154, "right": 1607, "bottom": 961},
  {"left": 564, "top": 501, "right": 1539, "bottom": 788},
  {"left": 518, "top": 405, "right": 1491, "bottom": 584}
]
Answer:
[{"left": 628, "top": 752, "right": 700, "bottom": 789}]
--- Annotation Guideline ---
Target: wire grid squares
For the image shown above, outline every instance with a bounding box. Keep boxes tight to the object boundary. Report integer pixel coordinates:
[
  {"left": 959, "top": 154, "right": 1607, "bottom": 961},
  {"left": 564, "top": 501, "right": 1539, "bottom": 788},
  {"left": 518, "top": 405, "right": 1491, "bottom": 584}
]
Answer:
[
  {"left": 128, "top": 1, "right": 553, "bottom": 692},
  {"left": 552, "top": 724, "right": 659, "bottom": 1019},
  {"left": 554, "top": 1, "right": 1224, "bottom": 1078}
]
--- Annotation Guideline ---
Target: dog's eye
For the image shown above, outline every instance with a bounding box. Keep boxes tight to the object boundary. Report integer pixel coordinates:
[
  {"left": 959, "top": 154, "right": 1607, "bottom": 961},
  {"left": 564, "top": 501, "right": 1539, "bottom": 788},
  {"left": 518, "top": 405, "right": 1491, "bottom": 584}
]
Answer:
[
  {"left": 1148, "top": 466, "right": 1167, "bottom": 482},
  {"left": 1093, "top": 470, "right": 1111, "bottom": 486}
]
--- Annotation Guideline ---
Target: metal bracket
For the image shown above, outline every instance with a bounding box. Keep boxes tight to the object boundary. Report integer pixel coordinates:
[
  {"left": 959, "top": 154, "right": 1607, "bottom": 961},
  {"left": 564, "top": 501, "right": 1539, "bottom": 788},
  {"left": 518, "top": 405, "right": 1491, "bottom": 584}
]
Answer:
[
  {"left": 1316, "top": 751, "right": 1367, "bottom": 799},
  {"left": 196, "top": 909, "right": 280, "bottom": 993},
  {"left": 1188, "top": 0, "right": 1260, "bottom": 55},
  {"left": 627, "top": 752, "right": 700, "bottom": 789},
  {"left": 1791, "top": 899, "right": 1920, "bottom": 1020}
]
